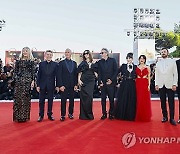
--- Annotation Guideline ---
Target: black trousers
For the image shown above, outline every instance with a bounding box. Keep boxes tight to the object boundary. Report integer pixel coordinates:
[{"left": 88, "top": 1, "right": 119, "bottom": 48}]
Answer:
[
  {"left": 100, "top": 84, "right": 115, "bottom": 115},
  {"left": 39, "top": 87, "right": 54, "bottom": 117},
  {"left": 159, "top": 86, "right": 175, "bottom": 120},
  {"left": 61, "top": 87, "right": 74, "bottom": 116}
]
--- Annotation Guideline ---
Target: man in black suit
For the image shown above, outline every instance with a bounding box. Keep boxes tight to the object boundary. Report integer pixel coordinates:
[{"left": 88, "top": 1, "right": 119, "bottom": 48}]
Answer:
[
  {"left": 98, "top": 48, "right": 118, "bottom": 120},
  {"left": 58, "top": 48, "right": 78, "bottom": 121},
  {"left": 36, "top": 50, "right": 59, "bottom": 122},
  {"left": 176, "top": 59, "right": 180, "bottom": 123}
]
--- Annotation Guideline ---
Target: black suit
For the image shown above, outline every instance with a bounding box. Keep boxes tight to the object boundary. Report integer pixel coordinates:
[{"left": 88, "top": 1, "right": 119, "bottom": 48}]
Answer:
[
  {"left": 58, "top": 59, "right": 78, "bottom": 116},
  {"left": 37, "top": 60, "right": 58, "bottom": 117},
  {"left": 176, "top": 59, "right": 180, "bottom": 118},
  {"left": 98, "top": 57, "right": 118, "bottom": 115}
]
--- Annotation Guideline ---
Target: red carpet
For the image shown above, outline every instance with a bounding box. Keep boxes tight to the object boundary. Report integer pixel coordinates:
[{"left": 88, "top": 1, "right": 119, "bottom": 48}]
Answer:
[{"left": 0, "top": 101, "right": 179, "bottom": 154}]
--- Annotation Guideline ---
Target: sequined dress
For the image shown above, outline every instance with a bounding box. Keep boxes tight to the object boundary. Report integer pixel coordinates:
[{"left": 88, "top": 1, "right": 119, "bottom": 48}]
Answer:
[{"left": 13, "top": 60, "right": 35, "bottom": 122}]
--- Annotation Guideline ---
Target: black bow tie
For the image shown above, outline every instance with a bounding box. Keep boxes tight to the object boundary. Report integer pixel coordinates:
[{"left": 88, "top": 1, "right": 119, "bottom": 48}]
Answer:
[{"left": 129, "top": 65, "right": 132, "bottom": 69}]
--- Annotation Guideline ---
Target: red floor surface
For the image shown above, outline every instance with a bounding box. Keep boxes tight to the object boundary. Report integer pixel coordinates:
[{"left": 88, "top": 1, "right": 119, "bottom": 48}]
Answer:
[{"left": 0, "top": 101, "right": 179, "bottom": 154}]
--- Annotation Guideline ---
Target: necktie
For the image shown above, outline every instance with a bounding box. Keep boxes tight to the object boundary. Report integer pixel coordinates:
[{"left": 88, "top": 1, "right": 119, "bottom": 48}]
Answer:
[{"left": 46, "top": 62, "right": 50, "bottom": 74}]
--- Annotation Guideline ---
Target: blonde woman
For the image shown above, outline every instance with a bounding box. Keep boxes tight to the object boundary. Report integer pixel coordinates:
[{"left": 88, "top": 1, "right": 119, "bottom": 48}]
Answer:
[{"left": 13, "top": 47, "right": 35, "bottom": 122}]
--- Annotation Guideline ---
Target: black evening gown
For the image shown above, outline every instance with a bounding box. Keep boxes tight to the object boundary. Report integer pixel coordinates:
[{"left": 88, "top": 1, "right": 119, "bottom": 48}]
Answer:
[
  {"left": 13, "top": 60, "right": 35, "bottom": 122},
  {"left": 114, "top": 64, "right": 137, "bottom": 121},
  {"left": 78, "top": 61, "right": 97, "bottom": 120}
]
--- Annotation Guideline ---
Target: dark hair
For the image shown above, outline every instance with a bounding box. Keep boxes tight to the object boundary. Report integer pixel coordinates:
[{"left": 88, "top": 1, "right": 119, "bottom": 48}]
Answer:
[
  {"left": 138, "top": 55, "right": 146, "bottom": 64},
  {"left": 46, "top": 50, "right": 53, "bottom": 53},
  {"left": 83, "top": 50, "right": 93, "bottom": 62},
  {"left": 126, "top": 52, "right": 133, "bottom": 59},
  {"left": 161, "top": 48, "right": 169, "bottom": 52},
  {"left": 101, "top": 48, "right": 109, "bottom": 53}
]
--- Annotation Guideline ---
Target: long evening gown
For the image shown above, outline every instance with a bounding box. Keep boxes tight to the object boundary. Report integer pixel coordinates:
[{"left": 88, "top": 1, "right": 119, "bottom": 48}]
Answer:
[
  {"left": 13, "top": 60, "right": 35, "bottom": 122},
  {"left": 78, "top": 61, "right": 97, "bottom": 120},
  {"left": 135, "top": 67, "right": 152, "bottom": 121},
  {"left": 114, "top": 64, "right": 137, "bottom": 121}
]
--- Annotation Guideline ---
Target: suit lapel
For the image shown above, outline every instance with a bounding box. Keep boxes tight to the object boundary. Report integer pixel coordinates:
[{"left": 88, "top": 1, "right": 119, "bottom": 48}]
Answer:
[{"left": 65, "top": 60, "right": 74, "bottom": 73}]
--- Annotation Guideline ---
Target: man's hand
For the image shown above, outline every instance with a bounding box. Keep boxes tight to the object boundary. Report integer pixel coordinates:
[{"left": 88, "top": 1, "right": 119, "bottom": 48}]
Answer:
[
  {"left": 36, "top": 87, "right": 40, "bottom": 93},
  {"left": 155, "top": 85, "right": 159, "bottom": 91},
  {"left": 31, "top": 81, "right": 35, "bottom": 89},
  {"left": 78, "top": 80, "right": 83, "bottom": 86},
  {"left": 106, "top": 79, "right": 112, "bottom": 85},
  {"left": 74, "top": 85, "right": 78, "bottom": 91},
  {"left": 55, "top": 87, "right": 60, "bottom": 93},
  {"left": 99, "top": 81, "right": 103, "bottom": 87}
]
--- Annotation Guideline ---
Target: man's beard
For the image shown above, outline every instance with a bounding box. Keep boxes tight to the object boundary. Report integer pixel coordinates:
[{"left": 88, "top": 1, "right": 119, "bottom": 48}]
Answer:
[{"left": 162, "top": 54, "right": 168, "bottom": 58}]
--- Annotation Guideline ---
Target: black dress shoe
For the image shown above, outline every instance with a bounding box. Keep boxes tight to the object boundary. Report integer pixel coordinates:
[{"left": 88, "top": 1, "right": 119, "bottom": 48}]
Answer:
[
  {"left": 177, "top": 119, "right": 180, "bottom": 124},
  {"left": 161, "top": 117, "right": 168, "bottom": 123},
  {"left": 101, "top": 114, "right": 107, "bottom": 120},
  {"left": 68, "top": 114, "right": 74, "bottom": 119},
  {"left": 60, "top": 116, "right": 65, "bottom": 121},
  {"left": 109, "top": 115, "right": 114, "bottom": 120},
  {"left": 170, "top": 119, "right": 177, "bottom": 126},
  {"left": 48, "top": 116, "right": 55, "bottom": 121},
  {"left": 37, "top": 116, "right": 43, "bottom": 122}
]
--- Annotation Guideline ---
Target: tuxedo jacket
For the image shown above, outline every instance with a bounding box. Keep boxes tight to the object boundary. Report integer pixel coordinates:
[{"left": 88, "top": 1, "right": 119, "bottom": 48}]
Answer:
[
  {"left": 176, "top": 59, "right": 180, "bottom": 87},
  {"left": 98, "top": 57, "right": 118, "bottom": 85},
  {"left": 57, "top": 59, "right": 78, "bottom": 88},
  {"left": 155, "top": 58, "right": 178, "bottom": 89},
  {"left": 36, "top": 60, "right": 58, "bottom": 90}
]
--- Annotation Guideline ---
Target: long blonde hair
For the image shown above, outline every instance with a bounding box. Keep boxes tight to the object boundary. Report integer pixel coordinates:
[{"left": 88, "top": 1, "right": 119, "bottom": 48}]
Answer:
[{"left": 19, "top": 47, "right": 34, "bottom": 60}]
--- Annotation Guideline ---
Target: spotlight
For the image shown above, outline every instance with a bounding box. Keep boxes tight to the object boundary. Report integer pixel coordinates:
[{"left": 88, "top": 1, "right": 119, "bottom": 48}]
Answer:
[
  {"left": 156, "top": 9, "right": 160, "bottom": 14},
  {"left": 144, "top": 32, "right": 148, "bottom": 37},
  {"left": 134, "top": 32, "right": 137, "bottom": 37},
  {"left": 150, "top": 24, "right": 154, "bottom": 28},
  {"left": 145, "top": 9, "right": 149, "bottom": 14},
  {"left": 140, "top": 8, "right": 144, "bottom": 14},
  {"left": 134, "top": 23, "right": 138, "bottom": 28},
  {"left": 156, "top": 16, "right": 160, "bottom": 21},
  {"left": 134, "top": 15, "right": 138, "bottom": 21},
  {"left": 155, "top": 32, "right": 159, "bottom": 37},
  {"left": 149, "top": 32, "right": 154, "bottom": 37},
  {"left": 162, "top": 33, "right": 166, "bottom": 37},
  {"left": 145, "top": 24, "right": 149, "bottom": 28},
  {"left": 150, "top": 9, "right": 155, "bottom": 14},
  {"left": 140, "top": 15, "right": 144, "bottom": 20},
  {"left": 134, "top": 8, "right": 138, "bottom": 14},
  {"left": 156, "top": 23, "right": 160, "bottom": 28},
  {"left": 0, "top": 19, "right": 6, "bottom": 32},
  {"left": 139, "top": 23, "right": 145, "bottom": 28}
]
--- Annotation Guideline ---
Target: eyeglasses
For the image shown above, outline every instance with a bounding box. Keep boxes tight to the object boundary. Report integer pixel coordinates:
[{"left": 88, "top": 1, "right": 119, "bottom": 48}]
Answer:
[{"left": 84, "top": 52, "right": 89, "bottom": 55}]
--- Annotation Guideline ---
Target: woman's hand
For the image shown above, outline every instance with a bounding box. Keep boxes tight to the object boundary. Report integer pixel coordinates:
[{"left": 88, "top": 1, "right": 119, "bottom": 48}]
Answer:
[
  {"left": 31, "top": 80, "right": 34, "bottom": 89},
  {"left": 78, "top": 79, "right": 83, "bottom": 86}
]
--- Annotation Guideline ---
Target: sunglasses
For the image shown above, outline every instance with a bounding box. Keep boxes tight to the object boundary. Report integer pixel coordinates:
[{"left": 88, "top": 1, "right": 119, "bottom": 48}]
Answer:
[{"left": 100, "top": 52, "right": 105, "bottom": 55}]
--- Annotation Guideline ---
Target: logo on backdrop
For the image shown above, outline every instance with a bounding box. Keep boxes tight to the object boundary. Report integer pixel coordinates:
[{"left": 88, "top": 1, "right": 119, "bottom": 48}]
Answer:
[{"left": 122, "top": 132, "right": 180, "bottom": 149}]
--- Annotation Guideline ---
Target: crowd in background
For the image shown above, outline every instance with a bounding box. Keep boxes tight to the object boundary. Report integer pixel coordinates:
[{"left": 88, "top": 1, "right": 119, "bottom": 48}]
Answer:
[
  {"left": 0, "top": 57, "right": 174, "bottom": 101},
  {"left": 0, "top": 57, "right": 101, "bottom": 100}
]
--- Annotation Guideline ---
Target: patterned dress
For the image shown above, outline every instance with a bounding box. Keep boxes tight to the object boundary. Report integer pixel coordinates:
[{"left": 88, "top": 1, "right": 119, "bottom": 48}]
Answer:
[{"left": 13, "top": 60, "right": 35, "bottom": 122}]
